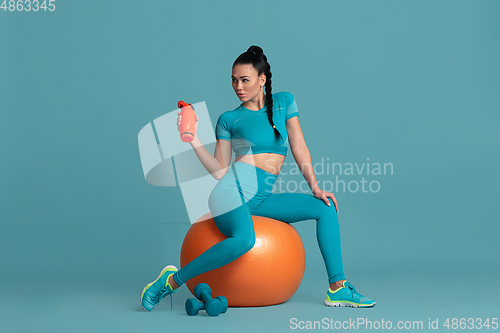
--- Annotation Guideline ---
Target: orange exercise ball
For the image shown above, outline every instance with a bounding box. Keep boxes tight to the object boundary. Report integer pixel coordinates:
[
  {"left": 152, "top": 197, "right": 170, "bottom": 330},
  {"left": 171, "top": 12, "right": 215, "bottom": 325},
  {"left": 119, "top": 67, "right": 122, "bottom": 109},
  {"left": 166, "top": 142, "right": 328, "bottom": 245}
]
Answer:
[{"left": 180, "top": 213, "right": 306, "bottom": 307}]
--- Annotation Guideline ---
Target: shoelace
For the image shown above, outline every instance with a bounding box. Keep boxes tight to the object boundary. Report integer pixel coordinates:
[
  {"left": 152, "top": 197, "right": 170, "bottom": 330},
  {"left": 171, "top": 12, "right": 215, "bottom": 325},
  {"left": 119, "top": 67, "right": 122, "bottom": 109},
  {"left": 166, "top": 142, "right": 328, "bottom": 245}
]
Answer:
[
  {"left": 151, "top": 284, "right": 177, "bottom": 310},
  {"left": 345, "top": 282, "right": 365, "bottom": 301},
  {"left": 161, "top": 287, "right": 176, "bottom": 310}
]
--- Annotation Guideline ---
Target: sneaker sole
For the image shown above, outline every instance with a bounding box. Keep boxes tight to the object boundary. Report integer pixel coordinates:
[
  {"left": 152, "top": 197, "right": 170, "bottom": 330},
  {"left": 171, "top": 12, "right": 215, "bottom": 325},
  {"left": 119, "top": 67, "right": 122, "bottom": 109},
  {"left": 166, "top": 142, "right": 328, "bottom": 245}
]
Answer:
[
  {"left": 141, "top": 264, "right": 177, "bottom": 312},
  {"left": 324, "top": 300, "right": 376, "bottom": 308}
]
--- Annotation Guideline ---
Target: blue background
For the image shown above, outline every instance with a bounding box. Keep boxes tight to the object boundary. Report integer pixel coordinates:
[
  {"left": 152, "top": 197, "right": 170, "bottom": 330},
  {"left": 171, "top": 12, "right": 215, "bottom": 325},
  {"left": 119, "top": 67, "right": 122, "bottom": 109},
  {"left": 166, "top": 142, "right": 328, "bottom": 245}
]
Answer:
[{"left": 1, "top": 0, "right": 499, "bottom": 332}]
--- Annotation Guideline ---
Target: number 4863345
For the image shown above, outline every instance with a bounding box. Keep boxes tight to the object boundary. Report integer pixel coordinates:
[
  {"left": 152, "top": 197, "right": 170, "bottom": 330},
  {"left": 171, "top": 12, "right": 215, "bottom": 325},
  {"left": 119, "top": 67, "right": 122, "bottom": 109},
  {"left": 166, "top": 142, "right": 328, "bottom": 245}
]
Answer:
[{"left": 1, "top": 0, "right": 56, "bottom": 11}]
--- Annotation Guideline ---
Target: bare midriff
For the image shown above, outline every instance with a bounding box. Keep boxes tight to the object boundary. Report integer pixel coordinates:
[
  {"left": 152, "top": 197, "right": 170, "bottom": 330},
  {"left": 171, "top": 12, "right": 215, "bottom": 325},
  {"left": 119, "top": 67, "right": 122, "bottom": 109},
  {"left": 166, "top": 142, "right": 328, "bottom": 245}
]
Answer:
[{"left": 234, "top": 153, "right": 286, "bottom": 176}]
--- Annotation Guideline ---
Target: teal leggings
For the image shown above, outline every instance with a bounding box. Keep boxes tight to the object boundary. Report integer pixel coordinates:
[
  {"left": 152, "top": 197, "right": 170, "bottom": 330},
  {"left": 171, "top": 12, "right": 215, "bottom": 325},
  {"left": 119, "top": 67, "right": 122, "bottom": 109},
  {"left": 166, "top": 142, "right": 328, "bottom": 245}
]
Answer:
[{"left": 172, "top": 161, "right": 345, "bottom": 286}]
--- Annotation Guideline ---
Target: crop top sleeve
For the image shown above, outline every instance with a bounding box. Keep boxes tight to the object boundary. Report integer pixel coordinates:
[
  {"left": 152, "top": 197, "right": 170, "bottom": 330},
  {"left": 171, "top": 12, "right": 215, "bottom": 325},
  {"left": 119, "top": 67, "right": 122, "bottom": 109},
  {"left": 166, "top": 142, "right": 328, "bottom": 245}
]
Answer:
[
  {"left": 215, "top": 112, "right": 232, "bottom": 142},
  {"left": 284, "top": 91, "right": 299, "bottom": 122}
]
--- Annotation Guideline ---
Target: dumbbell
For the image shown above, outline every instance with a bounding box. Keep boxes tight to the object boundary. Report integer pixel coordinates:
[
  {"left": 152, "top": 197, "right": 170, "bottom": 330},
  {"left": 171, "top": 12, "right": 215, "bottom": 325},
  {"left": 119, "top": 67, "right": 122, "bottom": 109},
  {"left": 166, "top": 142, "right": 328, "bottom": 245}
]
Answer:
[{"left": 185, "top": 283, "right": 228, "bottom": 316}]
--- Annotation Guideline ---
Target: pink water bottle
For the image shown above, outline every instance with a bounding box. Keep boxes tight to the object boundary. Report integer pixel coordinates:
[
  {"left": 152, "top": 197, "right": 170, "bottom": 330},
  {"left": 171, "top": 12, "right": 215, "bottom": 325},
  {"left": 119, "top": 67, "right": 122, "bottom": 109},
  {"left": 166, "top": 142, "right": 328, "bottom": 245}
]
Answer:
[{"left": 178, "top": 100, "right": 196, "bottom": 143}]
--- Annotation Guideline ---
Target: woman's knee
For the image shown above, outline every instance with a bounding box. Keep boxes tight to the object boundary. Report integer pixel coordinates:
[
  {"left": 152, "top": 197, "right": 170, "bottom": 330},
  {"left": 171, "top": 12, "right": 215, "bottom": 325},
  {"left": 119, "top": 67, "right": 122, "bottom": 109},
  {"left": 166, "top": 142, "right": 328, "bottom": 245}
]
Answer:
[
  {"left": 316, "top": 197, "right": 337, "bottom": 217},
  {"left": 232, "top": 231, "right": 256, "bottom": 255}
]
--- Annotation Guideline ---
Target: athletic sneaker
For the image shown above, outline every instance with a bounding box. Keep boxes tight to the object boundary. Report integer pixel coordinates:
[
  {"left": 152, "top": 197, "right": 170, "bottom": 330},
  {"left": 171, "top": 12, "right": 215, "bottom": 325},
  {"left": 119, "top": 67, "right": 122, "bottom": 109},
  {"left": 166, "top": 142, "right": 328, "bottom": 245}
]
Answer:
[
  {"left": 141, "top": 265, "right": 178, "bottom": 311},
  {"left": 325, "top": 281, "right": 376, "bottom": 308}
]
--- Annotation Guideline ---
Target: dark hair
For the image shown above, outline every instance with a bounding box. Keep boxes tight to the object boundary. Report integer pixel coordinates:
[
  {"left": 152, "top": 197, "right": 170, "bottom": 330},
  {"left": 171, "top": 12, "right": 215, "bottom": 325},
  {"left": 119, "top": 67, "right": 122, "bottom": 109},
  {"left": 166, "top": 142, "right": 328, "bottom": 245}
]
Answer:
[{"left": 233, "top": 45, "right": 281, "bottom": 141}]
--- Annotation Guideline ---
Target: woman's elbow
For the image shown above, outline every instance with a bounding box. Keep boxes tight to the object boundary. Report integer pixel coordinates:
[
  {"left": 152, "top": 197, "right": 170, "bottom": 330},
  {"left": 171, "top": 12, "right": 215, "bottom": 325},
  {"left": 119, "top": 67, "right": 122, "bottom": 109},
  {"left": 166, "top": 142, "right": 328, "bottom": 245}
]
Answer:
[{"left": 213, "top": 168, "right": 229, "bottom": 181}]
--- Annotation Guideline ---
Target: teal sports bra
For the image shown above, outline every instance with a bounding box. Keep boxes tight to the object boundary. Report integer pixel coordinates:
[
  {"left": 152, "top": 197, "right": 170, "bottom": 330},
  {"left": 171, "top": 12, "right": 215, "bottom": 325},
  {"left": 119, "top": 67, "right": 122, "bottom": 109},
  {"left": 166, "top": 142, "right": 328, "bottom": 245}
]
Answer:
[{"left": 215, "top": 91, "right": 299, "bottom": 157}]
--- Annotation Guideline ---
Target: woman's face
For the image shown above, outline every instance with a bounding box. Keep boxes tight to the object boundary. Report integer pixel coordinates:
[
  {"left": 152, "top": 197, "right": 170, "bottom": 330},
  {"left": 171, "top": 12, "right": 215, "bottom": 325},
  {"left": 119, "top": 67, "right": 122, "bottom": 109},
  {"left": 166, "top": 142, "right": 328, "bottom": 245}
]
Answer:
[{"left": 231, "top": 64, "right": 266, "bottom": 101}]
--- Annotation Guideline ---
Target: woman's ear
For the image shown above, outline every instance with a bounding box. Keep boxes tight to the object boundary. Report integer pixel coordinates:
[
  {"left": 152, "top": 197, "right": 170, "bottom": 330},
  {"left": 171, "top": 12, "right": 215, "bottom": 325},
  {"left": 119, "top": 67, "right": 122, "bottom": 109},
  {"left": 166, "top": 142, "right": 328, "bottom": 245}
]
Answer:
[{"left": 260, "top": 74, "right": 266, "bottom": 87}]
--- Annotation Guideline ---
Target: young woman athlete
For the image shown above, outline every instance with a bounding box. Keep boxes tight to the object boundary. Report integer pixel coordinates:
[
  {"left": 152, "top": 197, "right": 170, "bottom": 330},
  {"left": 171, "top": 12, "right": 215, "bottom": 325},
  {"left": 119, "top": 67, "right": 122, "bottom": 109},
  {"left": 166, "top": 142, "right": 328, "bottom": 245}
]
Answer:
[{"left": 140, "top": 45, "right": 375, "bottom": 311}]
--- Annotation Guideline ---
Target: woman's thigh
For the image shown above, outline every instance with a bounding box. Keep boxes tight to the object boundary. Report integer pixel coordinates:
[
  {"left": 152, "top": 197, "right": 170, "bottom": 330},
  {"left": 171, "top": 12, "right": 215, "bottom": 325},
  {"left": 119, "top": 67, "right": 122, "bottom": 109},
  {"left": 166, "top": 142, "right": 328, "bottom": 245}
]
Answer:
[
  {"left": 208, "top": 167, "right": 253, "bottom": 237},
  {"left": 252, "top": 192, "right": 336, "bottom": 223}
]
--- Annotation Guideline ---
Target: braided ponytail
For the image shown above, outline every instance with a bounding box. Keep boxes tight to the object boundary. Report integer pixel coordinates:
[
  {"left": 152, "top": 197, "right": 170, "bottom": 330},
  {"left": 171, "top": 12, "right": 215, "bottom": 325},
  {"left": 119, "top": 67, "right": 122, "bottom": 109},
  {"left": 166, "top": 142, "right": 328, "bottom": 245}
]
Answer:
[{"left": 233, "top": 45, "right": 281, "bottom": 141}]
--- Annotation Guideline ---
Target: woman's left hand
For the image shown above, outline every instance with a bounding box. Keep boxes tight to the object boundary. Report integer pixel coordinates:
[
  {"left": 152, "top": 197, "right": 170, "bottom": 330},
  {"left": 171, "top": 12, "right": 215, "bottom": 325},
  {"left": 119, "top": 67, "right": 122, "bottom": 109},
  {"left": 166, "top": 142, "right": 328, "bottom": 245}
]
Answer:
[{"left": 313, "top": 188, "right": 339, "bottom": 213}]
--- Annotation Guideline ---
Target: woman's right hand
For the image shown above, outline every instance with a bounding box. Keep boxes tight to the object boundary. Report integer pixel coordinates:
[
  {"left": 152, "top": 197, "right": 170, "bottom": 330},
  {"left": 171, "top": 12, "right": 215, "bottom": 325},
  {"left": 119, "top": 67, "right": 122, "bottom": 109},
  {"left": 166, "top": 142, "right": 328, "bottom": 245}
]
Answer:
[{"left": 177, "top": 111, "right": 199, "bottom": 138}]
